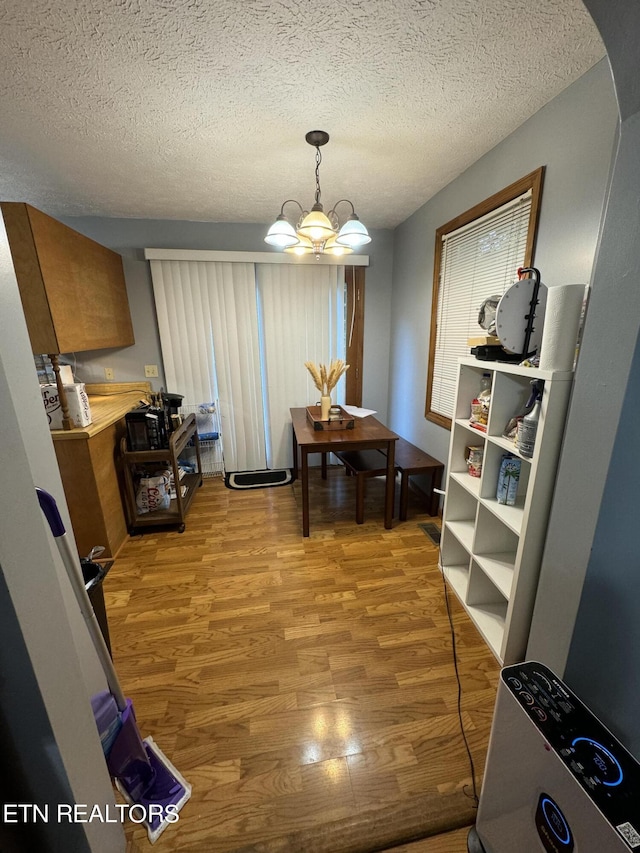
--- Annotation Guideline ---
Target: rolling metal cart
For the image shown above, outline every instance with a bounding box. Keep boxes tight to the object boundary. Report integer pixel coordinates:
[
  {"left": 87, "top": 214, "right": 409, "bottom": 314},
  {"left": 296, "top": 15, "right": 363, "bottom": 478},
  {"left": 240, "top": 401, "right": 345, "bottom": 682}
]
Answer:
[{"left": 120, "top": 413, "right": 203, "bottom": 534}]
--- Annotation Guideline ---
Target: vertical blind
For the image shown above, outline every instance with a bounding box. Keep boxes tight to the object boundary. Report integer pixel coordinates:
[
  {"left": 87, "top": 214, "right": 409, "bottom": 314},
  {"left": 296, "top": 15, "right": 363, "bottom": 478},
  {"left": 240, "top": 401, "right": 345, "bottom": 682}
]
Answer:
[
  {"left": 256, "top": 264, "right": 345, "bottom": 469},
  {"left": 430, "top": 190, "right": 532, "bottom": 420},
  {"left": 150, "top": 260, "right": 267, "bottom": 472}
]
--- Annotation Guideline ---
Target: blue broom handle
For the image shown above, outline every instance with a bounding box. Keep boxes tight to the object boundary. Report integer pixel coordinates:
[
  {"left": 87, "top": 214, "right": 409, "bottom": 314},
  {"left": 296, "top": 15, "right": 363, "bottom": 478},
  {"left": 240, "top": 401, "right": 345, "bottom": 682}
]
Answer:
[{"left": 36, "top": 488, "right": 127, "bottom": 712}]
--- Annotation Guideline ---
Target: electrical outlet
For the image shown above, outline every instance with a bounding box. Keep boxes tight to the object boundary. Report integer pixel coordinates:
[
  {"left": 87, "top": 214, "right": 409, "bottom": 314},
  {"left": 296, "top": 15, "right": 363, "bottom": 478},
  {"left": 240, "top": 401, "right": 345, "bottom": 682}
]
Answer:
[
  {"left": 104, "top": 367, "right": 114, "bottom": 380},
  {"left": 144, "top": 364, "right": 159, "bottom": 378}
]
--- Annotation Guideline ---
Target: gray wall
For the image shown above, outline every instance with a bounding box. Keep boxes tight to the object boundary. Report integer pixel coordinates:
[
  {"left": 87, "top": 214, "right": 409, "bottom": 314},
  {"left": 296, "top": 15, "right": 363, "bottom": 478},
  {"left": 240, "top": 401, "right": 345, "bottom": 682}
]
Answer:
[
  {"left": 532, "top": 0, "right": 640, "bottom": 760},
  {"left": 387, "top": 59, "right": 617, "bottom": 470},
  {"left": 564, "top": 328, "right": 640, "bottom": 754},
  {"left": 58, "top": 219, "right": 395, "bottom": 423}
]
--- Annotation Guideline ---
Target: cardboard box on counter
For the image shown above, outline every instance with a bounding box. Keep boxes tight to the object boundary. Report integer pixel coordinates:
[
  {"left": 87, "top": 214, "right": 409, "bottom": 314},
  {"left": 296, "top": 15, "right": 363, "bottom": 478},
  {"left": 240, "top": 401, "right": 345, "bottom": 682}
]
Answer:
[{"left": 41, "top": 382, "right": 92, "bottom": 430}]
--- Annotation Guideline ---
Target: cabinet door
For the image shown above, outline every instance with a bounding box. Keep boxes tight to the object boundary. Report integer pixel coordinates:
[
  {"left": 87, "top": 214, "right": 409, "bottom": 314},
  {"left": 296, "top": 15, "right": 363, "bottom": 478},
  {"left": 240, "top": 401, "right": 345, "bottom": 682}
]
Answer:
[
  {"left": 2, "top": 202, "right": 135, "bottom": 353},
  {"left": 53, "top": 426, "right": 128, "bottom": 559}
]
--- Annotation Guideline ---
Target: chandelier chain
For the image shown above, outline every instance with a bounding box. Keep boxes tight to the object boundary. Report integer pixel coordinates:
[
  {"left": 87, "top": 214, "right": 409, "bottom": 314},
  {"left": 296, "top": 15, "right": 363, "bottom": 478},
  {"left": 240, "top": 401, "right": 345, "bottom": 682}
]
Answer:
[{"left": 315, "top": 146, "right": 322, "bottom": 206}]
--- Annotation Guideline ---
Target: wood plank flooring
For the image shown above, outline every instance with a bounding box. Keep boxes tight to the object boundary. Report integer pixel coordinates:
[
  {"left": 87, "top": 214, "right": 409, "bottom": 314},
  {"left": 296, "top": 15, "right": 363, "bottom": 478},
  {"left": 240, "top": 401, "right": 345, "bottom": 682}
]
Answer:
[
  {"left": 385, "top": 826, "right": 471, "bottom": 852},
  {"left": 107, "top": 468, "right": 499, "bottom": 852}
]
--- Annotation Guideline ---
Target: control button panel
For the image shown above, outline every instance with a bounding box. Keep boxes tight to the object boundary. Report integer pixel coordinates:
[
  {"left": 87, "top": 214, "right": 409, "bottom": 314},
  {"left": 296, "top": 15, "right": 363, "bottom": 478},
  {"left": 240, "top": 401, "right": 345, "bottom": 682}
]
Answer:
[{"left": 501, "top": 661, "right": 640, "bottom": 838}]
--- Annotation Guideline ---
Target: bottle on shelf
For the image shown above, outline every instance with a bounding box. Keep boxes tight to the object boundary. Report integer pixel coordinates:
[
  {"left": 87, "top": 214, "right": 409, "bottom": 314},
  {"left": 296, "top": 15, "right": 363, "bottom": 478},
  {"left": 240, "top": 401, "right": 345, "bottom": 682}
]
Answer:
[
  {"left": 503, "top": 378, "right": 544, "bottom": 444},
  {"left": 518, "top": 388, "right": 542, "bottom": 458},
  {"left": 470, "top": 372, "right": 492, "bottom": 431}
]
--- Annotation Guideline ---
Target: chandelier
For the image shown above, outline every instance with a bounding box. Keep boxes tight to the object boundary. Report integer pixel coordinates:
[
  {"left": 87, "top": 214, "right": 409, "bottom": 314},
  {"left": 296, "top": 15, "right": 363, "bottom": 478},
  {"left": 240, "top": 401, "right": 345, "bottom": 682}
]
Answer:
[{"left": 264, "top": 130, "right": 371, "bottom": 258}]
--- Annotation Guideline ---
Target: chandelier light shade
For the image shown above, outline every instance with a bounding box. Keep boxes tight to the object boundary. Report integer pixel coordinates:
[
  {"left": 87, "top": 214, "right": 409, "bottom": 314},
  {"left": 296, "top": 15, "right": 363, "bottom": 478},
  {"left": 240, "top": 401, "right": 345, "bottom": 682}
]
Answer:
[
  {"left": 337, "top": 215, "right": 371, "bottom": 248},
  {"left": 297, "top": 206, "right": 335, "bottom": 243},
  {"left": 264, "top": 214, "right": 299, "bottom": 248},
  {"left": 265, "top": 130, "right": 371, "bottom": 258}
]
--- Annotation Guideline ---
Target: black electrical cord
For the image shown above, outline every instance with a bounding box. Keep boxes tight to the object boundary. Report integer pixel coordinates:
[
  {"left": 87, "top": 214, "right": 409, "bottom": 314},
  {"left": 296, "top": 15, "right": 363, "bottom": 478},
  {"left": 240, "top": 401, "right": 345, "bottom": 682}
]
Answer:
[{"left": 439, "top": 550, "right": 480, "bottom": 808}]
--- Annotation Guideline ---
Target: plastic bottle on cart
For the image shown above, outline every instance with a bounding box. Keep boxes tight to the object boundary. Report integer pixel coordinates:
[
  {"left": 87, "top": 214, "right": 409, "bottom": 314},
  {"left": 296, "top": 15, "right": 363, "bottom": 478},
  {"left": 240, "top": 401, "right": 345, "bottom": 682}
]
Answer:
[
  {"left": 519, "top": 391, "right": 542, "bottom": 458},
  {"left": 470, "top": 373, "right": 492, "bottom": 431}
]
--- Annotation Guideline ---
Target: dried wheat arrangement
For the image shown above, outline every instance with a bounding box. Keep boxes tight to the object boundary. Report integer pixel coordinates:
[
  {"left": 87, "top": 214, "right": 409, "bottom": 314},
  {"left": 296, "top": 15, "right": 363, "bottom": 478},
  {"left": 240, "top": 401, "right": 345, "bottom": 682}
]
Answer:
[{"left": 304, "top": 359, "right": 349, "bottom": 396}]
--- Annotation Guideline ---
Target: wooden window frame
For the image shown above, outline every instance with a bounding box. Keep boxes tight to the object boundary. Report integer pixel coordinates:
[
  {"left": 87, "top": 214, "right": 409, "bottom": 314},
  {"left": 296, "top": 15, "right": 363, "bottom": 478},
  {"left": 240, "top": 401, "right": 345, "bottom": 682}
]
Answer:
[{"left": 425, "top": 166, "right": 545, "bottom": 430}]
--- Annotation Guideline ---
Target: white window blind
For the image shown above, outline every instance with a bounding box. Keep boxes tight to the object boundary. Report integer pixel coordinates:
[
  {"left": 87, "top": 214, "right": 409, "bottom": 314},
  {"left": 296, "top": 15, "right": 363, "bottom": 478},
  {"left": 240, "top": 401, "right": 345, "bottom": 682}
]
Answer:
[
  {"left": 256, "top": 264, "right": 345, "bottom": 469},
  {"left": 430, "top": 190, "right": 532, "bottom": 420},
  {"left": 150, "top": 259, "right": 267, "bottom": 473}
]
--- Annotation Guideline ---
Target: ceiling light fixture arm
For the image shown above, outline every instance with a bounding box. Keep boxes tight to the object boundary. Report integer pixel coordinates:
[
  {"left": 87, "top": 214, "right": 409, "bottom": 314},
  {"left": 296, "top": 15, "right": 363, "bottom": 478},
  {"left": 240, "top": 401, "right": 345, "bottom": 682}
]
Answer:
[
  {"left": 278, "top": 199, "right": 307, "bottom": 224},
  {"left": 327, "top": 198, "right": 356, "bottom": 229}
]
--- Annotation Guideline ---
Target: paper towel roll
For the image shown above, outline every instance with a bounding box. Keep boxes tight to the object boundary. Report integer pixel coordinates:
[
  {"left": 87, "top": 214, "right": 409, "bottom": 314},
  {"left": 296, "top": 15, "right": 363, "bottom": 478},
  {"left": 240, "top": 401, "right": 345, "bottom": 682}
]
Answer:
[{"left": 539, "top": 284, "right": 586, "bottom": 371}]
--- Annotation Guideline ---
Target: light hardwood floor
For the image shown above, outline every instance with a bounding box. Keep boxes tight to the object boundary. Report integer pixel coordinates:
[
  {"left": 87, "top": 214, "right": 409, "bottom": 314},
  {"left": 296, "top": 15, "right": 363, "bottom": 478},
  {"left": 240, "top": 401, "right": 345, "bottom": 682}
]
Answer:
[
  {"left": 385, "top": 826, "right": 472, "bottom": 852},
  {"left": 106, "top": 468, "right": 499, "bottom": 853}
]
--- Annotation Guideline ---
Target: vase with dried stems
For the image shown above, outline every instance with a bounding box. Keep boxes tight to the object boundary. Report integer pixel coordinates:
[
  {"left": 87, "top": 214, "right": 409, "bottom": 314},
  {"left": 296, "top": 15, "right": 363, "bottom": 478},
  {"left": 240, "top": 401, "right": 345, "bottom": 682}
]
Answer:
[{"left": 304, "top": 359, "right": 350, "bottom": 420}]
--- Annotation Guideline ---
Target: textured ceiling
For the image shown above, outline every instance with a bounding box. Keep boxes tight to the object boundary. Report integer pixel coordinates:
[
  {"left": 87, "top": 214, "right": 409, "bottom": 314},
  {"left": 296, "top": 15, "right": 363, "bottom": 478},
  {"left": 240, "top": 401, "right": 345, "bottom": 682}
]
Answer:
[{"left": 0, "top": 0, "right": 604, "bottom": 229}]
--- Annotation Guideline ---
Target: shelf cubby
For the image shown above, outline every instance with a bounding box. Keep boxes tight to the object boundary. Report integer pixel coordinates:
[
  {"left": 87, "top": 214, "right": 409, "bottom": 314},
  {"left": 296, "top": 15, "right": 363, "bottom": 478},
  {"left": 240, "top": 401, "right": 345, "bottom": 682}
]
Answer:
[
  {"left": 451, "top": 422, "right": 485, "bottom": 473},
  {"left": 450, "top": 470, "right": 481, "bottom": 499},
  {"left": 487, "top": 370, "right": 536, "bottom": 438},
  {"left": 473, "top": 505, "right": 518, "bottom": 599},
  {"left": 444, "top": 519, "right": 476, "bottom": 553},
  {"left": 454, "top": 362, "right": 494, "bottom": 421},
  {"left": 441, "top": 563, "right": 471, "bottom": 603},
  {"left": 443, "top": 476, "right": 478, "bottom": 524},
  {"left": 480, "top": 440, "right": 531, "bottom": 502},
  {"left": 466, "top": 561, "right": 508, "bottom": 655},
  {"left": 441, "top": 522, "right": 472, "bottom": 562}
]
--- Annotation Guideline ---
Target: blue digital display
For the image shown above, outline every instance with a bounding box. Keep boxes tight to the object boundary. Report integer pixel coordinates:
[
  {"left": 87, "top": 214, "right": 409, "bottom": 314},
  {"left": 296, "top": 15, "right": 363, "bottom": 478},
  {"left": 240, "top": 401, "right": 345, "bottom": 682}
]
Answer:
[
  {"left": 571, "top": 737, "right": 624, "bottom": 787},
  {"left": 541, "top": 796, "right": 572, "bottom": 845},
  {"left": 536, "top": 793, "right": 574, "bottom": 851}
]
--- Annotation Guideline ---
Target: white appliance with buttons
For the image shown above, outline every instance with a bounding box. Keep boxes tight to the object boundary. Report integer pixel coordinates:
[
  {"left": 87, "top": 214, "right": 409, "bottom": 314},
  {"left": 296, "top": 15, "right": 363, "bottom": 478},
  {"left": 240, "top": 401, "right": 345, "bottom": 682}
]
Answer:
[{"left": 468, "top": 662, "right": 640, "bottom": 852}]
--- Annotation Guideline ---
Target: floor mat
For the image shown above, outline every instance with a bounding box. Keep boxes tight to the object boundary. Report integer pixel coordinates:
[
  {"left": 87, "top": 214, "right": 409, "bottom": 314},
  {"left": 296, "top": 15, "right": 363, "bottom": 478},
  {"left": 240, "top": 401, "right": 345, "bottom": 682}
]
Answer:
[{"left": 224, "top": 469, "right": 293, "bottom": 490}]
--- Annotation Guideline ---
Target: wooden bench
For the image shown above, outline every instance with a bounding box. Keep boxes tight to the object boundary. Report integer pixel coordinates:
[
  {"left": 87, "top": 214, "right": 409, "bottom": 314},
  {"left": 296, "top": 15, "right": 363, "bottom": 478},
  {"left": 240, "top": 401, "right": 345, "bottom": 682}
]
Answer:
[{"left": 334, "top": 437, "right": 444, "bottom": 524}]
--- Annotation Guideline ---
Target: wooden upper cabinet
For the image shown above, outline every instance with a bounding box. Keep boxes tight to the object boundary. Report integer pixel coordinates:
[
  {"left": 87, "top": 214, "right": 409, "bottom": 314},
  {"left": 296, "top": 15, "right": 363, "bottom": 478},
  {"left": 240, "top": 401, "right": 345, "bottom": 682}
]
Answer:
[{"left": 1, "top": 202, "right": 135, "bottom": 353}]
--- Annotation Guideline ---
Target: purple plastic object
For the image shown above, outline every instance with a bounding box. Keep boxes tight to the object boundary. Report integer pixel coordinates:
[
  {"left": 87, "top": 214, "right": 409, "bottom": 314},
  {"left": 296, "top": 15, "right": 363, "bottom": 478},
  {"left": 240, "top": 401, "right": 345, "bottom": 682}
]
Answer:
[
  {"left": 91, "top": 690, "right": 118, "bottom": 735},
  {"left": 36, "top": 487, "right": 66, "bottom": 537},
  {"left": 90, "top": 690, "right": 122, "bottom": 754},
  {"left": 138, "top": 741, "right": 187, "bottom": 835},
  {"left": 106, "top": 700, "right": 154, "bottom": 802},
  {"left": 108, "top": 702, "right": 188, "bottom": 834}
]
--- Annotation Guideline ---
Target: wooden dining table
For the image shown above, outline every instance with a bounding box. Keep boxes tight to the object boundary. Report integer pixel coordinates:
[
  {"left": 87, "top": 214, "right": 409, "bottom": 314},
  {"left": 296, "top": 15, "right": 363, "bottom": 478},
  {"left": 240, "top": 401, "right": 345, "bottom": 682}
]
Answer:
[{"left": 290, "top": 407, "right": 399, "bottom": 537}]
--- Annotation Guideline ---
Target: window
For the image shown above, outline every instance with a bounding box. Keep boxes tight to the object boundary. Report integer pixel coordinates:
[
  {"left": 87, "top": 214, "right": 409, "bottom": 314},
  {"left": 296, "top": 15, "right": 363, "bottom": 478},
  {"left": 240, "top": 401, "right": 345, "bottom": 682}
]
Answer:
[{"left": 426, "top": 167, "right": 544, "bottom": 428}]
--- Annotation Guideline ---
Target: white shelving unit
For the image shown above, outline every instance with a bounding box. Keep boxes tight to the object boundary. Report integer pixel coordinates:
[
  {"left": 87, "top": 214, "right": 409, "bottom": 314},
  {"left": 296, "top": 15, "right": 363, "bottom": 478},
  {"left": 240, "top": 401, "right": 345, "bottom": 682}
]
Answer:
[{"left": 440, "top": 357, "right": 573, "bottom": 664}]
